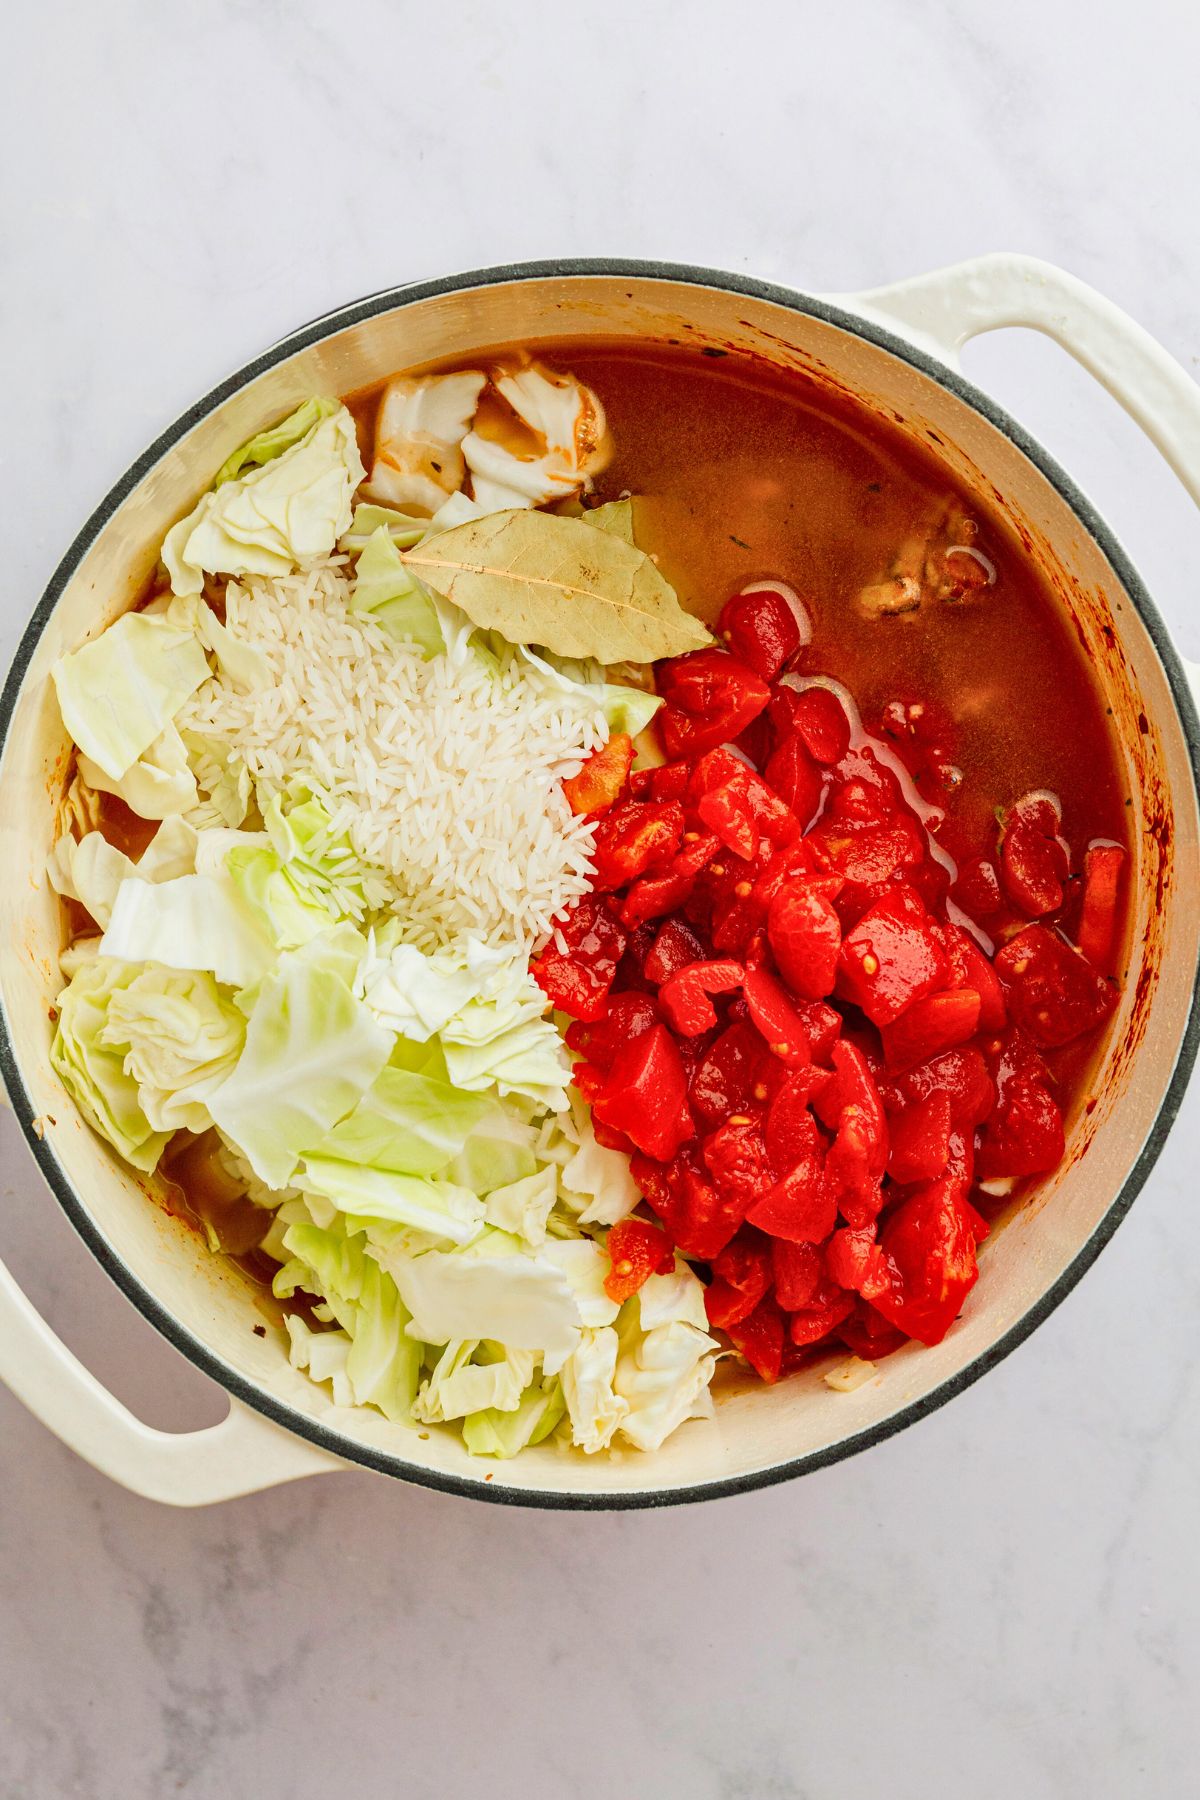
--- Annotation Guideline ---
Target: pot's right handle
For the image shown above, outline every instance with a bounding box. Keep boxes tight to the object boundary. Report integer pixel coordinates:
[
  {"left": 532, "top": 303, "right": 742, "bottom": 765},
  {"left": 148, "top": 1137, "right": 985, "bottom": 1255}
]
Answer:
[
  {"left": 843, "top": 252, "right": 1200, "bottom": 709},
  {"left": 0, "top": 1250, "right": 345, "bottom": 1505}
]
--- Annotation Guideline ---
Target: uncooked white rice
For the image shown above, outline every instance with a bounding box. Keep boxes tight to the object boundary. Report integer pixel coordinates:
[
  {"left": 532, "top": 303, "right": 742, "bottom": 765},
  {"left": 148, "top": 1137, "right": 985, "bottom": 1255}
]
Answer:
[{"left": 178, "top": 562, "right": 607, "bottom": 956}]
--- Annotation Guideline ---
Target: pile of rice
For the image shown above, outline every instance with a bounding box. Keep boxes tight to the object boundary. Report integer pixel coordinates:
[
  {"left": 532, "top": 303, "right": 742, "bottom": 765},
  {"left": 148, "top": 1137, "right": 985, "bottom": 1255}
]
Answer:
[{"left": 179, "top": 561, "right": 608, "bottom": 956}]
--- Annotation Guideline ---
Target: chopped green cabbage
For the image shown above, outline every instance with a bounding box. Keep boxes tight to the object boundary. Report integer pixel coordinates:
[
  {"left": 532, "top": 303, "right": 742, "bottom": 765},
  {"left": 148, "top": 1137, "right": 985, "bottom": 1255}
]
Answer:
[
  {"left": 482, "top": 1166, "right": 558, "bottom": 1245},
  {"left": 392, "top": 1237, "right": 581, "bottom": 1359},
  {"left": 208, "top": 933, "right": 393, "bottom": 1188},
  {"left": 462, "top": 1378, "right": 566, "bottom": 1458},
  {"left": 559, "top": 1325, "right": 627, "bottom": 1454},
  {"left": 100, "top": 871, "right": 277, "bottom": 990},
  {"left": 413, "top": 1340, "right": 537, "bottom": 1423},
  {"left": 441, "top": 1108, "right": 539, "bottom": 1193},
  {"left": 79, "top": 722, "right": 199, "bottom": 820},
  {"left": 99, "top": 965, "right": 245, "bottom": 1134},
  {"left": 53, "top": 614, "right": 210, "bottom": 781},
  {"left": 50, "top": 959, "right": 172, "bottom": 1171},
  {"left": 314, "top": 1065, "right": 491, "bottom": 1177},
  {"left": 339, "top": 503, "right": 429, "bottom": 552},
  {"left": 614, "top": 1319, "right": 718, "bottom": 1452},
  {"left": 162, "top": 402, "right": 365, "bottom": 595},
  {"left": 300, "top": 1160, "right": 484, "bottom": 1245},
  {"left": 350, "top": 527, "right": 443, "bottom": 655},
  {"left": 277, "top": 1215, "right": 421, "bottom": 1424},
  {"left": 214, "top": 396, "right": 340, "bottom": 486},
  {"left": 47, "top": 832, "right": 136, "bottom": 931}
]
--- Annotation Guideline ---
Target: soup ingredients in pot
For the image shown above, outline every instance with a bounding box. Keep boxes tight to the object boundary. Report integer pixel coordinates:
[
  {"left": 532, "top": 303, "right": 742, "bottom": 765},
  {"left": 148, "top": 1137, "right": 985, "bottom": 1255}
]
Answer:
[{"left": 43, "top": 343, "right": 1130, "bottom": 1457}]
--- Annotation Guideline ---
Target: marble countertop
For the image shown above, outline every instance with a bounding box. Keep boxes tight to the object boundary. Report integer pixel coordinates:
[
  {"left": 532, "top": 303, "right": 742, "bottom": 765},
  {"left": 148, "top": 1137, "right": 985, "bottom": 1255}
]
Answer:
[{"left": 3, "top": 2, "right": 1199, "bottom": 1794}]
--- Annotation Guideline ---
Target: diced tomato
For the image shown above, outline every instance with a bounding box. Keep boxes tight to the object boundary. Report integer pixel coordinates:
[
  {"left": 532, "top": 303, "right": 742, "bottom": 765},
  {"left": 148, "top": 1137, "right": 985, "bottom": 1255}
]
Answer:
[
  {"left": 867, "top": 1176, "right": 989, "bottom": 1346},
  {"left": 659, "top": 958, "right": 745, "bottom": 1036},
  {"left": 880, "top": 987, "right": 981, "bottom": 1071},
  {"left": 775, "top": 685, "right": 852, "bottom": 767},
  {"left": 734, "top": 710, "right": 773, "bottom": 771},
  {"left": 995, "top": 923, "right": 1117, "bottom": 1048},
  {"left": 942, "top": 923, "right": 1008, "bottom": 1031},
  {"left": 571, "top": 1060, "right": 607, "bottom": 1105},
  {"left": 704, "top": 1230, "right": 773, "bottom": 1328},
  {"left": 765, "top": 1068, "right": 829, "bottom": 1175},
  {"left": 562, "top": 733, "right": 633, "bottom": 815},
  {"left": 565, "top": 990, "right": 658, "bottom": 1067},
  {"left": 882, "top": 1046, "right": 995, "bottom": 1132},
  {"left": 703, "top": 1112, "right": 774, "bottom": 1208},
  {"left": 727, "top": 1295, "right": 787, "bottom": 1382},
  {"left": 592, "top": 1118, "right": 636, "bottom": 1154},
  {"left": 752, "top": 843, "right": 832, "bottom": 910},
  {"left": 886, "top": 1088, "right": 953, "bottom": 1184},
  {"left": 689, "top": 1021, "right": 764, "bottom": 1125},
  {"left": 877, "top": 693, "right": 959, "bottom": 794},
  {"left": 788, "top": 1290, "right": 856, "bottom": 1348},
  {"left": 976, "top": 1032, "right": 1064, "bottom": 1179},
  {"left": 837, "top": 1299, "right": 908, "bottom": 1361},
  {"left": 593, "top": 1024, "right": 694, "bottom": 1160},
  {"left": 590, "top": 800, "right": 685, "bottom": 892},
  {"left": 644, "top": 918, "right": 707, "bottom": 986},
  {"left": 1076, "top": 844, "right": 1126, "bottom": 970},
  {"left": 603, "top": 1217, "right": 675, "bottom": 1302},
  {"left": 748, "top": 1140, "right": 838, "bottom": 1243},
  {"left": 531, "top": 897, "right": 627, "bottom": 1021},
  {"left": 658, "top": 649, "right": 771, "bottom": 759},
  {"left": 633, "top": 1145, "right": 746, "bottom": 1261},
  {"left": 999, "top": 792, "right": 1069, "bottom": 917},
  {"left": 952, "top": 853, "right": 1003, "bottom": 919},
  {"left": 718, "top": 587, "right": 804, "bottom": 682},
  {"left": 811, "top": 816, "right": 929, "bottom": 924},
  {"left": 837, "top": 884, "right": 949, "bottom": 1025},
  {"left": 639, "top": 762, "right": 691, "bottom": 802},
  {"left": 618, "top": 831, "right": 720, "bottom": 927},
  {"left": 794, "top": 998, "right": 842, "bottom": 1063},
  {"left": 768, "top": 881, "right": 843, "bottom": 999},
  {"left": 771, "top": 1237, "right": 825, "bottom": 1309},
  {"left": 825, "top": 1225, "right": 887, "bottom": 1295},
  {"left": 827, "top": 744, "right": 905, "bottom": 820},
  {"left": 811, "top": 1041, "right": 888, "bottom": 1225},
  {"left": 697, "top": 761, "right": 799, "bottom": 862},
  {"left": 812, "top": 1040, "right": 883, "bottom": 1135},
  {"left": 763, "top": 735, "right": 825, "bottom": 826},
  {"left": 742, "top": 966, "right": 812, "bottom": 1068}
]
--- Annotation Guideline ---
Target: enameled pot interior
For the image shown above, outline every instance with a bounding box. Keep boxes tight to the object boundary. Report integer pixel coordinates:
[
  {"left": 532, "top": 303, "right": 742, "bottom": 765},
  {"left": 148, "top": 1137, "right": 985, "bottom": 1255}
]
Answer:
[{"left": 1, "top": 269, "right": 1196, "bottom": 1504}]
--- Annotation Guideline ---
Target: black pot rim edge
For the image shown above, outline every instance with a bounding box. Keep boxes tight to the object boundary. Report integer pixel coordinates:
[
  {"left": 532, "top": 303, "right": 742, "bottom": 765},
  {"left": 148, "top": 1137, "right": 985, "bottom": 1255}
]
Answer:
[{"left": 2, "top": 257, "right": 1198, "bottom": 1512}]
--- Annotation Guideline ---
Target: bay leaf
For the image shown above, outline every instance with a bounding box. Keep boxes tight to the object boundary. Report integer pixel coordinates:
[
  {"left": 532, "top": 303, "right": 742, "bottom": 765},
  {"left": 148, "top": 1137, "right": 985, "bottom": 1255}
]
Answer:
[
  {"left": 583, "top": 497, "right": 635, "bottom": 542},
  {"left": 402, "top": 508, "right": 710, "bottom": 663}
]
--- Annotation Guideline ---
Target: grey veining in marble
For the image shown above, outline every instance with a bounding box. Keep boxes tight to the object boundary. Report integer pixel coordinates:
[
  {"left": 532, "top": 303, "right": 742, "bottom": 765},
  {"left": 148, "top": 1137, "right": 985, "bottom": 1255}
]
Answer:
[{"left": 2, "top": 1, "right": 1199, "bottom": 1795}]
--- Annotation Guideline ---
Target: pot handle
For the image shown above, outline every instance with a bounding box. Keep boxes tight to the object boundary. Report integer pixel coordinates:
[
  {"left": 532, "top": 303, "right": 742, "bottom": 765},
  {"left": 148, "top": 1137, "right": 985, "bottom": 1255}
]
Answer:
[
  {"left": 0, "top": 1250, "right": 345, "bottom": 1505},
  {"left": 844, "top": 252, "right": 1200, "bottom": 705}
]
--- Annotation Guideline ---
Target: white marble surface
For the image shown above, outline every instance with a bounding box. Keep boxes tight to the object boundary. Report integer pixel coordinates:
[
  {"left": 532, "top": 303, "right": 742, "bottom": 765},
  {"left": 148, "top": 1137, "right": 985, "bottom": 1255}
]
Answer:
[{"left": 3, "top": 2, "right": 1199, "bottom": 1794}]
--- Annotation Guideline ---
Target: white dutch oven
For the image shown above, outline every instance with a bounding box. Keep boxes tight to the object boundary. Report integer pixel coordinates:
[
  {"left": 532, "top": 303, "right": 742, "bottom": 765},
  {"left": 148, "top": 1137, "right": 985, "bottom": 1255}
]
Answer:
[{"left": 2, "top": 256, "right": 1198, "bottom": 1509}]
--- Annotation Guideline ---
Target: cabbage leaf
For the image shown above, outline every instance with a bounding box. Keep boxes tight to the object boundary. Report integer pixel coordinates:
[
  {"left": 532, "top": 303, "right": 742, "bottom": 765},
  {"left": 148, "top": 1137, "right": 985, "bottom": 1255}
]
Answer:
[
  {"left": 53, "top": 614, "right": 210, "bottom": 781},
  {"left": 208, "top": 933, "right": 393, "bottom": 1188},
  {"left": 99, "top": 965, "right": 245, "bottom": 1133},
  {"left": 162, "top": 402, "right": 365, "bottom": 595},
  {"left": 350, "top": 529, "right": 444, "bottom": 656},
  {"left": 100, "top": 871, "right": 277, "bottom": 989},
  {"left": 50, "top": 959, "right": 172, "bottom": 1171}
]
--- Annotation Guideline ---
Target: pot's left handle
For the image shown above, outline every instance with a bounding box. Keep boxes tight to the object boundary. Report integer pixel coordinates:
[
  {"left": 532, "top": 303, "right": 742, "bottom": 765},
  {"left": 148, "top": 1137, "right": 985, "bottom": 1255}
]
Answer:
[{"left": 0, "top": 1252, "right": 345, "bottom": 1505}]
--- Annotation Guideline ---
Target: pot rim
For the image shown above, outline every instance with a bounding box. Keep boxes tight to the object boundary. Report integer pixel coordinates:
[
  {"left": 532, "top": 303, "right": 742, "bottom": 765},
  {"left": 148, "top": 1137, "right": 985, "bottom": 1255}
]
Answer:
[{"left": 3, "top": 257, "right": 1198, "bottom": 1510}]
